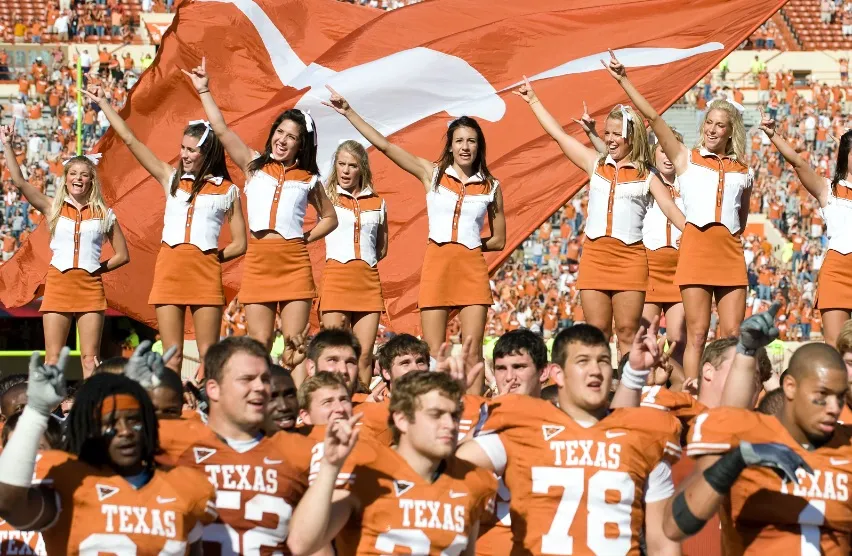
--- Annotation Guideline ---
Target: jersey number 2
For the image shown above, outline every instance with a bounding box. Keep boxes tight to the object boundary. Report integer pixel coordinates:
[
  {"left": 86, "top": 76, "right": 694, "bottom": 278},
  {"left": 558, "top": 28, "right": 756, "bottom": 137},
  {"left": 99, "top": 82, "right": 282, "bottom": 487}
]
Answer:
[{"left": 532, "top": 467, "right": 634, "bottom": 556}]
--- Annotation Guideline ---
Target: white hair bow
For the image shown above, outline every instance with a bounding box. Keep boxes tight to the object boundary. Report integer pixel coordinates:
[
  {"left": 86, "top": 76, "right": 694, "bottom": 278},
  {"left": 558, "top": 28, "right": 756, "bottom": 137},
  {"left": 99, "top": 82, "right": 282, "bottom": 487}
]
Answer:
[
  {"left": 63, "top": 153, "right": 102, "bottom": 166},
  {"left": 188, "top": 119, "right": 212, "bottom": 147},
  {"left": 617, "top": 104, "right": 633, "bottom": 139},
  {"left": 300, "top": 109, "right": 318, "bottom": 146},
  {"left": 728, "top": 100, "right": 746, "bottom": 115}
]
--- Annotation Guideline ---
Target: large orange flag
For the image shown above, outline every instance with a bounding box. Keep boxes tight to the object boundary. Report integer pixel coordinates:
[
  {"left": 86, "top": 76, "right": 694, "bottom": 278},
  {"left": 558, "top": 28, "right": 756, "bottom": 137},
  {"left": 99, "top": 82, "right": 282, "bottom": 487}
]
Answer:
[{"left": 1, "top": 0, "right": 785, "bottom": 334}]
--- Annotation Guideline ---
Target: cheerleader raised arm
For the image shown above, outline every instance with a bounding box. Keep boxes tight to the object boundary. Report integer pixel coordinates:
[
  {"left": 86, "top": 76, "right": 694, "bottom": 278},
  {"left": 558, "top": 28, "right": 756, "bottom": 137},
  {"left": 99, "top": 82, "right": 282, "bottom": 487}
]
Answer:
[
  {"left": 325, "top": 85, "right": 505, "bottom": 393},
  {"left": 605, "top": 49, "right": 752, "bottom": 380},
  {"left": 516, "top": 76, "right": 684, "bottom": 357}
]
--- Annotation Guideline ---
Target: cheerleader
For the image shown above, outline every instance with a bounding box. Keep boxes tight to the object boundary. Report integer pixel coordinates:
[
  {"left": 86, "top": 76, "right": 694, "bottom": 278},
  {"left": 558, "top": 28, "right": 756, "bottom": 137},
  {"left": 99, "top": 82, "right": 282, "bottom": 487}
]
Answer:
[
  {"left": 183, "top": 58, "right": 338, "bottom": 361},
  {"left": 0, "top": 124, "right": 128, "bottom": 378},
  {"left": 321, "top": 140, "right": 388, "bottom": 388},
  {"left": 84, "top": 86, "right": 246, "bottom": 376},
  {"left": 324, "top": 86, "right": 505, "bottom": 392},
  {"left": 578, "top": 104, "right": 687, "bottom": 366},
  {"left": 515, "top": 77, "right": 684, "bottom": 357},
  {"left": 759, "top": 111, "right": 852, "bottom": 346},
  {"left": 606, "top": 50, "right": 752, "bottom": 380}
]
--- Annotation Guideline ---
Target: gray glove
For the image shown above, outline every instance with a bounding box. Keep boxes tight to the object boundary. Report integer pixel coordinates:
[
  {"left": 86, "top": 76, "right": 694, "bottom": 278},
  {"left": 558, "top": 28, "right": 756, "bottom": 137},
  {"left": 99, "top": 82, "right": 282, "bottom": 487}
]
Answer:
[
  {"left": 737, "top": 301, "right": 780, "bottom": 356},
  {"left": 124, "top": 340, "right": 178, "bottom": 389},
  {"left": 740, "top": 440, "right": 813, "bottom": 483},
  {"left": 27, "top": 347, "right": 69, "bottom": 416}
]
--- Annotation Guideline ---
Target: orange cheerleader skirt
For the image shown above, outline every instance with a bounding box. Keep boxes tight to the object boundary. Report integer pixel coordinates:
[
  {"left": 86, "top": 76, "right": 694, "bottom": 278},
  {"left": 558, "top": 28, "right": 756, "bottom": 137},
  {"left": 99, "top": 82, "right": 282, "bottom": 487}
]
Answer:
[
  {"left": 320, "top": 259, "right": 384, "bottom": 313},
  {"left": 817, "top": 250, "right": 852, "bottom": 310},
  {"left": 646, "top": 247, "right": 681, "bottom": 304},
  {"left": 576, "top": 236, "right": 648, "bottom": 292},
  {"left": 675, "top": 223, "right": 747, "bottom": 287},
  {"left": 40, "top": 266, "right": 106, "bottom": 313},
  {"left": 239, "top": 236, "right": 317, "bottom": 304},
  {"left": 148, "top": 243, "right": 224, "bottom": 306},
  {"left": 419, "top": 241, "right": 492, "bottom": 308}
]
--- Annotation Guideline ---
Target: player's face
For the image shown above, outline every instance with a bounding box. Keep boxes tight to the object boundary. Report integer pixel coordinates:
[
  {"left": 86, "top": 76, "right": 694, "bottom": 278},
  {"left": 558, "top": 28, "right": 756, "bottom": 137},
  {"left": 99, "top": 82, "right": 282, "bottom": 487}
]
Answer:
[
  {"left": 264, "top": 373, "right": 298, "bottom": 432},
  {"left": 211, "top": 352, "right": 271, "bottom": 430},
  {"left": 302, "top": 385, "right": 352, "bottom": 426},
  {"left": 65, "top": 162, "right": 93, "bottom": 199},
  {"left": 451, "top": 126, "right": 478, "bottom": 168},
  {"left": 387, "top": 352, "right": 430, "bottom": 383},
  {"left": 0, "top": 386, "right": 27, "bottom": 420},
  {"left": 315, "top": 347, "right": 358, "bottom": 392},
  {"left": 270, "top": 119, "right": 302, "bottom": 164},
  {"left": 791, "top": 367, "right": 848, "bottom": 443},
  {"left": 335, "top": 150, "right": 361, "bottom": 191},
  {"left": 654, "top": 145, "right": 674, "bottom": 176},
  {"left": 400, "top": 391, "right": 460, "bottom": 459},
  {"left": 702, "top": 109, "right": 733, "bottom": 153},
  {"left": 149, "top": 386, "right": 183, "bottom": 420},
  {"left": 494, "top": 349, "right": 543, "bottom": 397},
  {"left": 180, "top": 134, "right": 204, "bottom": 174},
  {"left": 842, "top": 351, "right": 852, "bottom": 408},
  {"left": 603, "top": 117, "right": 630, "bottom": 161},
  {"left": 556, "top": 342, "right": 612, "bottom": 411},
  {"left": 104, "top": 408, "right": 144, "bottom": 471}
]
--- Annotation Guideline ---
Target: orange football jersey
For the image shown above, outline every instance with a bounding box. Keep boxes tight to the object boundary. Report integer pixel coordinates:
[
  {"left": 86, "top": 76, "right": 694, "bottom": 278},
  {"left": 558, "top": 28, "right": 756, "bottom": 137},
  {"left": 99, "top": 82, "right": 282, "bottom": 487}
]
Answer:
[
  {"left": 358, "top": 394, "right": 487, "bottom": 446},
  {"left": 474, "top": 476, "right": 512, "bottom": 556},
  {"left": 171, "top": 427, "right": 317, "bottom": 555},
  {"left": 475, "top": 394, "right": 682, "bottom": 555},
  {"left": 38, "top": 450, "right": 216, "bottom": 555},
  {"left": 156, "top": 417, "right": 210, "bottom": 467},
  {"left": 335, "top": 438, "right": 496, "bottom": 555},
  {"left": 0, "top": 452, "right": 56, "bottom": 556},
  {"left": 686, "top": 407, "right": 852, "bottom": 555}
]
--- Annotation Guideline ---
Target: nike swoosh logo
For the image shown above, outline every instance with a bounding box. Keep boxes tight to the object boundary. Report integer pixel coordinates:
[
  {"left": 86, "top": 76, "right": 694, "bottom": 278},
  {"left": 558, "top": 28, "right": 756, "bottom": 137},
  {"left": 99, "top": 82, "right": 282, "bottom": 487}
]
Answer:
[
  {"left": 449, "top": 491, "right": 467, "bottom": 499},
  {"left": 606, "top": 431, "right": 627, "bottom": 439},
  {"left": 264, "top": 457, "right": 283, "bottom": 465},
  {"left": 830, "top": 458, "right": 850, "bottom": 466},
  {"left": 156, "top": 496, "right": 177, "bottom": 504}
]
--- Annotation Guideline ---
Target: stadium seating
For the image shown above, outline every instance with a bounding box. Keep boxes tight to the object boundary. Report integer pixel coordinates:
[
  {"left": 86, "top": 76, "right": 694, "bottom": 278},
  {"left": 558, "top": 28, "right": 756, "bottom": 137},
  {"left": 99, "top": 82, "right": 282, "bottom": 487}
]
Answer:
[{"left": 783, "top": 0, "right": 852, "bottom": 50}]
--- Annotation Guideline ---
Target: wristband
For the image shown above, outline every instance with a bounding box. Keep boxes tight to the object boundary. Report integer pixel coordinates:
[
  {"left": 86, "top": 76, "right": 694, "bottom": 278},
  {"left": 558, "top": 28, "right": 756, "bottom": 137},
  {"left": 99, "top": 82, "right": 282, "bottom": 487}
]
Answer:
[
  {"left": 671, "top": 492, "right": 707, "bottom": 536},
  {"left": 0, "top": 406, "right": 49, "bottom": 487},
  {"left": 703, "top": 446, "right": 747, "bottom": 494},
  {"left": 620, "top": 362, "right": 650, "bottom": 391},
  {"left": 198, "top": 89, "right": 210, "bottom": 94}
]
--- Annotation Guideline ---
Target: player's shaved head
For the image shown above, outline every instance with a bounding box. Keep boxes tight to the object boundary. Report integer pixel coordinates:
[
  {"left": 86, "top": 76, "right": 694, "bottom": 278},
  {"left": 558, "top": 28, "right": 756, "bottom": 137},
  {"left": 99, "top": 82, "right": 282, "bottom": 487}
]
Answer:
[{"left": 787, "top": 343, "right": 846, "bottom": 381}]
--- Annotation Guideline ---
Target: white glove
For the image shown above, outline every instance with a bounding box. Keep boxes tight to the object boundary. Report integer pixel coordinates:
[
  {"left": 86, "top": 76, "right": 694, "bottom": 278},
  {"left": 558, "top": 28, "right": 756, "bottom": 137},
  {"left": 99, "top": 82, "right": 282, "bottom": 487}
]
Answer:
[
  {"left": 26, "top": 347, "right": 68, "bottom": 416},
  {"left": 124, "top": 340, "right": 178, "bottom": 389}
]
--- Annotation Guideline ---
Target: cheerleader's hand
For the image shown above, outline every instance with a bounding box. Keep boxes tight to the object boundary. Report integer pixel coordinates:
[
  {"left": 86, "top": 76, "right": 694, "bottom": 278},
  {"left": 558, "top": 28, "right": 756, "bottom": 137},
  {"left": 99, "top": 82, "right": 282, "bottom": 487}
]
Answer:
[
  {"left": 513, "top": 76, "right": 539, "bottom": 105},
  {"left": 601, "top": 49, "right": 627, "bottom": 82}
]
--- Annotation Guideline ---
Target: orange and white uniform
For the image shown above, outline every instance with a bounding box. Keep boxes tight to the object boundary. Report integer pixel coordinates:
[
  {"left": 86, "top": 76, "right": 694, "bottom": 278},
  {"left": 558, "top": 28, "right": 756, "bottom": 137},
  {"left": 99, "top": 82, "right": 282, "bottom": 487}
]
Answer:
[
  {"left": 334, "top": 438, "right": 496, "bottom": 555},
  {"left": 641, "top": 386, "right": 721, "bottom": 556},
  {"left": 0, "top": 453, "right": 54, "bottom": 555},
  {"left": 473, "top": 394, "right": 681, "bottom": 555},
  {"left": 149, "top": 173, "right": 238, "bottom": 307},
  {"left": 321, "top": 186, "right": 386, "bottom": 313},
  {"left": 40, "top": 198, "right": 115, "bottom": 313},
  {"left": 168, "top": 426, "right": 317, "bottom": 555},
  {"left": 577, "top": 156, "right": 652, "bottom": 293},
  {"left": 816, "top": 179, "right": 852, "bottom": 311},
  {"left": 240, "top": 159, "right": 319, "bottom": 304},
  {"left": 419, "top": 166, "right": 497, "bottom": 308},
  {"left": 37, "top": 450, "right": 217, "bottom": 555},
  {"left": 357, "top": 394, "right": 487, "bottom": 446},
  {"left": 642, "top": 175, "right": 684, "bottom": 304},
  {"left": 687, "top": 407, "right": 852, "bottom": 555},
  {"left": 675, "top": 148, "right": 752, "bottom": 287}
]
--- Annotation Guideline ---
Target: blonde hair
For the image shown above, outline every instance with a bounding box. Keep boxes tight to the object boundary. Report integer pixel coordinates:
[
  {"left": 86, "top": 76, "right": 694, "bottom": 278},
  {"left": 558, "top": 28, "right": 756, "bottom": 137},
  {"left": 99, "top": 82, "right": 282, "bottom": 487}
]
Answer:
[
  {"left": 48, "top": 157, "right": 112, "bottom": 236},
  {"left": 597, "top": 105, "right": 652, "bottom": 178},
  {"left": 696, "top": 100, "right": 746, "bottom": 161},
  {"left": 325, "top": 140, "right": 374, "bottom": 204}
]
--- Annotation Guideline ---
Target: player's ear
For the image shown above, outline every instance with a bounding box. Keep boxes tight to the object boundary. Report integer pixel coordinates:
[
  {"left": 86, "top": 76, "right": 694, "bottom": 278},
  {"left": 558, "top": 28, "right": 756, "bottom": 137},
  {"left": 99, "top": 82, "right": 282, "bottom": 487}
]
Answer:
[
  {"left": 299, "top": 408, "right": 311, "bottom": 426},
  {"left": 380, "top": 367, "right": 392, "bottom": 384},
  {"left": 550, "top": 365, "right": 565, "bottom": 388},
  {"left": 391, "top": 410, "right": 410, "bottom": 435},
  {"left": 205, "top": 379, "right": 220, "bottom": 403},
  {"left": 305, "top": 359, "right": 317, "bottom": 377},
  {"left": 701, "top": 362, "right": 715, "bottom": 384},
  {"left": 541, "top": 363, "right": 558, "bottom": 384}
]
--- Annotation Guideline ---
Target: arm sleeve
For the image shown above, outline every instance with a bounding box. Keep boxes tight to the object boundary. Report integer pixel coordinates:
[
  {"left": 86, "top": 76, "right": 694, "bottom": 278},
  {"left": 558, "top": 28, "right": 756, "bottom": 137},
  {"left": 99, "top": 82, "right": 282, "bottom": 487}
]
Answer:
[
  {"left": 685, "top": 407, "right": 748, "bottom": 458},
  {"left": 472, "top": 434, "right": 508, "bottom": 476},
  {"left": 643, "top": 461, "right": 675, "bottom": 503}
]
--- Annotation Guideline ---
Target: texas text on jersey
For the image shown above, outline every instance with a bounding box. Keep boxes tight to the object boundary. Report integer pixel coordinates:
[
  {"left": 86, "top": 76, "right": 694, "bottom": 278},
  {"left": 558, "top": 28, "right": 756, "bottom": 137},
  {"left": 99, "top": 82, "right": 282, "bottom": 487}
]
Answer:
[
  {"left": 335, "top": 437, "right": 496, "bottom": 555},
  {"left": 39, "top": 449, "right": 217, "bottom": 555},
  {"left": 170, "top": 426, "right": 317, "bottom": 555},
  {"left": 687, "top": 407, "right": 852, "bottom": 555},
  {"left": 473, "top": 394, "right": 681, "bottom": 555}
]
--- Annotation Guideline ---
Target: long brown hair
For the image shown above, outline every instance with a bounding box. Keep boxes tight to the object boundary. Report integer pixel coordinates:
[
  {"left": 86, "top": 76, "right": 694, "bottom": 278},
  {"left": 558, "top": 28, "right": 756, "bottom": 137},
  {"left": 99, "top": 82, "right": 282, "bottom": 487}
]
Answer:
[
  {"left": 433, "top": 116, "right": 496, "bottom": 190},
  {"left": 246, "top": 109, "right": 319, "bottom": 176},
  {"left": 168, "top": 122, "right": 231, "bottom": 203}
]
